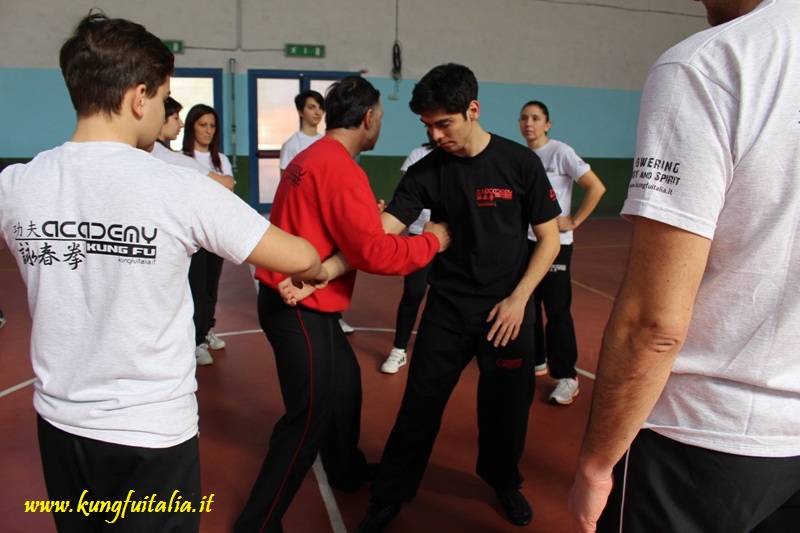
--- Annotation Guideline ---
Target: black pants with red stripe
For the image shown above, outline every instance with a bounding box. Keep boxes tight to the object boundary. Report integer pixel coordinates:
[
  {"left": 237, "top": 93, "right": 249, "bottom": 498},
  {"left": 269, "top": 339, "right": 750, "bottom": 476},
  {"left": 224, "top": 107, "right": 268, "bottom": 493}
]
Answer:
[
  {"left": 371, "top": 298, "right": 536, "bottom": 504},
  {"left": 235, "top": 286, "right": 367, "bottom": 533}
]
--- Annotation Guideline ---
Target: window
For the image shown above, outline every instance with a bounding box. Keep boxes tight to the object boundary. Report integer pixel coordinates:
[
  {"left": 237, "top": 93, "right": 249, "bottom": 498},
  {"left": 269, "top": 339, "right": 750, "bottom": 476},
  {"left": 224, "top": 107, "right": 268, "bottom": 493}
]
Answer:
[{"left": 248, "top": 70, "right": 356, "bottom": 211}]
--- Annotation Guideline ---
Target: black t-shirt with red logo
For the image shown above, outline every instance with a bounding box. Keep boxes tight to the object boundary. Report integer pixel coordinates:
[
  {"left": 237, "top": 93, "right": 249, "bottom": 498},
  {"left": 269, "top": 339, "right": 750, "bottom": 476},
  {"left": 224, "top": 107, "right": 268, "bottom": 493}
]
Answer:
[{"left": 386, "top": 134, "right": 560, "bottom": 331}]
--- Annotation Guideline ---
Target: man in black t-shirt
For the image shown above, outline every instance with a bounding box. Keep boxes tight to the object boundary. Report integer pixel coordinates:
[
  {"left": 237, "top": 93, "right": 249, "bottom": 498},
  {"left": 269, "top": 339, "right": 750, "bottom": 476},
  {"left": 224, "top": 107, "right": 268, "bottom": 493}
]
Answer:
[{"left": 357, "top": 63, "right": 561, "bottom": 532}]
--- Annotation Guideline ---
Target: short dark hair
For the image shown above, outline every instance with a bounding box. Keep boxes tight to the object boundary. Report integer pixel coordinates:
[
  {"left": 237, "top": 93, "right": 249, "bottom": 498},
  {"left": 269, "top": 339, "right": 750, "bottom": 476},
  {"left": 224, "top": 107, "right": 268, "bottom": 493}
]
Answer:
[
  {"left": 521, "top": 100, "right": 550, "bottom": 122},
  {"left": 294, "top": 90, "right": 324, "bottom": 111},
  {"left": 324, "top": 76, "right": 380, "bottom": 130},
  {"left": 59, "top": 12, "right": 174, "bottom": 117},
  {"left": 409, "top": 63, "right": 478, "bottom": 117},
  {"left": 164, "top": 97, "right": 183, "bottom": 118}
]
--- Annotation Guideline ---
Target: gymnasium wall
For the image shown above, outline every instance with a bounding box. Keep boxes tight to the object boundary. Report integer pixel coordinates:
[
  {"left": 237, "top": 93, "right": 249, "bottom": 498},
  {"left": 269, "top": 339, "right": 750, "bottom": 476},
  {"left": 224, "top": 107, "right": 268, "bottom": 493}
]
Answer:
[{"left": 0, "top": 0, "right": 707, "bottom": 213}]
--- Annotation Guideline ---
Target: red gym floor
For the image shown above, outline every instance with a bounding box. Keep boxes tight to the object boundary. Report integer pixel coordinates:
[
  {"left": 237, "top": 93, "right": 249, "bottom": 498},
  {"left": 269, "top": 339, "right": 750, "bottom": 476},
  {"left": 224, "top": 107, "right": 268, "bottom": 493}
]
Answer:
[{"left": 0, "top": 218, "right": 631, "bottom": 533}]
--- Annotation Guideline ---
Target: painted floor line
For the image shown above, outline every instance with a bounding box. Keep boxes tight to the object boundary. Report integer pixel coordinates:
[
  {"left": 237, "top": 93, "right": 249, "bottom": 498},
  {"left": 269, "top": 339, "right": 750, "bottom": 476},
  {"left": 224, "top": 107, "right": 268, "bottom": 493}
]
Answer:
[
  {"left": 0, "top": 377, "right": 36, "bottom": 399},
  {"left": 572, "top": 279, "right": 617, "bottom": 301}
]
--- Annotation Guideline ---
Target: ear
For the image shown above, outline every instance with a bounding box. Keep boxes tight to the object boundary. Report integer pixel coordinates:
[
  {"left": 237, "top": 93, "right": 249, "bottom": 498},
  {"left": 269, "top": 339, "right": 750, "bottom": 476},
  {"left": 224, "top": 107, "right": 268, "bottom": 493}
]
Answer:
[
  {"left": 467, "top": 100, "right": 481, "bottom": 122},
  {"left": 364, "top": 107, "right": 375, "bottom": 130},
  {"left": 130, "top": 84, "right": 148, "bottom": 120}
]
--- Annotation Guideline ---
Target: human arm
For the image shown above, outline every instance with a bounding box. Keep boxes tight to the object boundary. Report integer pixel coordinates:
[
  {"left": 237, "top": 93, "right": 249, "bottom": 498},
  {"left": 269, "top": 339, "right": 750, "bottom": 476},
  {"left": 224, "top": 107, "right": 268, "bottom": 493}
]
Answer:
[
  {"left": 558, "top": 170, "right": 605, "bottom": 232},
  {"left": 568, "top": 216, "right": 711, "bottom": 532},
  {"left": 207, "top": 171, "right": 235, "bottom": 191},
  {"left": 486, "top": 217, "right": 559, "bottom": 346},
  {"left": 245, "top": 224, "right": 324, "bottom": 284},
  {"left": 278, "top": 213, "right": 450, "bottom": 306}
]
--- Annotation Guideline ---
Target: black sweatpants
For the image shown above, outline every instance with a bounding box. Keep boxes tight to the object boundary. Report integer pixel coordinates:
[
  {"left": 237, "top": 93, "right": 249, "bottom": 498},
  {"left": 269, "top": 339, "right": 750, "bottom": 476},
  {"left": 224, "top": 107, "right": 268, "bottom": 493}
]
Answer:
[
  {"left": 530, "top": 242, "right": 578, "bottom": 378},
  {"left": 235, "top": 286, "right": 367, "bottom": 533},
  {"left": 599, "top": 429, "right": 800, "bottom": 533},
  {"left": 372, "top": 303, "right": 536, "bottom": 503},
  {"left": 37, "top": 415, "right": 201, "bottom": 533},
  {"left": 392, "top": 241, "right": 433, "bottom": 350},
  {"left": 188, "top": 248, "right": 224, "bottom": 345}
]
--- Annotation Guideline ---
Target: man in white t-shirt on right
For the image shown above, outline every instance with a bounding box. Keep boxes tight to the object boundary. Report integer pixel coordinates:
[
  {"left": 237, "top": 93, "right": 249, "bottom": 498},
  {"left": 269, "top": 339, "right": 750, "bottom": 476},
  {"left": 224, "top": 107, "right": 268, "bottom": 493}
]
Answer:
[{"left": 569, "top": 1, "right": 800, "bottom": 531}]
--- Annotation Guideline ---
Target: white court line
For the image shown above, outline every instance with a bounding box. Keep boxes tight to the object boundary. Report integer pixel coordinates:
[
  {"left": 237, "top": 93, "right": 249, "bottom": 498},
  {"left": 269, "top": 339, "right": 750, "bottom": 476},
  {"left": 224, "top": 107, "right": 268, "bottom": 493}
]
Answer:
[{"left": 0, "top": 377, "right": 36, "bottom": 399}]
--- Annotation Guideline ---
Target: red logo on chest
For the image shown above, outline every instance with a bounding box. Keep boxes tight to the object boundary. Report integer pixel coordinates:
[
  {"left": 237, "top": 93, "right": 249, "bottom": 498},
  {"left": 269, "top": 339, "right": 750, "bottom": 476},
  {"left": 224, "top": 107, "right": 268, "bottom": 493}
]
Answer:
[{"left": 475, "top": 188, "right": 513, "bottom": 207}]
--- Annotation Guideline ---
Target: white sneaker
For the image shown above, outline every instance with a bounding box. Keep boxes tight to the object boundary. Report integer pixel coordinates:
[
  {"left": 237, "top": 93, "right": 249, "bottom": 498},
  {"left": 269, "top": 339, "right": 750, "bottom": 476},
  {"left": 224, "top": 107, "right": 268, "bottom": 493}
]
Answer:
[
  {"left": 206, "top": 330, "right": 226, "bottom": 350},
  {"left": 381, "top": 348, "right": 407, "bottom": 374},
  {"left": 195, "top": 343, "right": 213, "bottom": 366},
  {"left": 534, "top": 363, "right": 548, "bottom": 377},
  {"left": 339, "top": 318, "right": 355, "bottom": 334},
  {"left": 549, "top": 378, "right": 579, "bottom": 405}
]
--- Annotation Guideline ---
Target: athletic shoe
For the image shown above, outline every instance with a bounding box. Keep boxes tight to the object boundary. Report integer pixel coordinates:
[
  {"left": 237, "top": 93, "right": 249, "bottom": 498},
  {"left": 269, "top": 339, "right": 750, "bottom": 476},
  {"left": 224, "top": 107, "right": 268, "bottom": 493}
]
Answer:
[
  {"left": 549, "top": 377, "right": 579, "bottom": 405},
  {"left": 206, "top": 330, "right": 226, "bottom": 350},
  {"left": 381, "top": 348, "right": 407, "bottom": 374},
  {"left": 195, "top": 343, "right": 213, "bottom": 366},
  {"left": 339, "top": 318, "right": 355, "bottom": 334},
  {"left": 534, "top": 362, "right": 548, "bottom": 377},
  {"left": 0, "top": 310, "right": 5, "bottom": 329}
]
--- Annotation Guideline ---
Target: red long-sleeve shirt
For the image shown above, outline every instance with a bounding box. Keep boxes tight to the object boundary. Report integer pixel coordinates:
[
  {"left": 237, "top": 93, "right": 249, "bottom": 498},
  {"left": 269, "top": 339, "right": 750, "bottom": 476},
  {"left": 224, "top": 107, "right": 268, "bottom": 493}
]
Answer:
[{"left": 255, "top": 136, "right": 439, "bottom": 313}]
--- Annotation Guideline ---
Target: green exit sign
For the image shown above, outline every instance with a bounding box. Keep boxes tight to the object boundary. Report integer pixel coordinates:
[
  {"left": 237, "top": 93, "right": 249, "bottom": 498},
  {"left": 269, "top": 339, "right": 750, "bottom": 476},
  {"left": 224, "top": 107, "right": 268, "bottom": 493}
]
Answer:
[
  {"left": 162, "top": 40, "right": 184, "bottom": 54},
  {"left": 285, "top": 44, "right": 325, "bottom": 58}
]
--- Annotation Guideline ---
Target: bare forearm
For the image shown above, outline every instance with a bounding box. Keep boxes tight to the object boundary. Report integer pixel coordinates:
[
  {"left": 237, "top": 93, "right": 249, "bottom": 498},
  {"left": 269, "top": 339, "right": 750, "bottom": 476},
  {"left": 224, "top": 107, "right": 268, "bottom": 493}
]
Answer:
[
  {"left": 322, "top": 251, "right": 353, "bottom": 280},
  {"left": 578, "top": 313, "right": 681, "bottom": 476},
  {"left": 514, "top": 220, "right": 559, "bottom": 301},
  {"left": 571, "top": 186, "right": 605, "bottom": 228}
]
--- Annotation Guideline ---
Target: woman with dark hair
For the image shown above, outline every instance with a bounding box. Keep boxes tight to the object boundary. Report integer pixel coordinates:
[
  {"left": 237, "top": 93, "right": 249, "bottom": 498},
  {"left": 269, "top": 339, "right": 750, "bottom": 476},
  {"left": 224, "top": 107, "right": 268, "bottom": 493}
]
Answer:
[{"left": 183, "top": 104, "right": 234, "bottom": 363}]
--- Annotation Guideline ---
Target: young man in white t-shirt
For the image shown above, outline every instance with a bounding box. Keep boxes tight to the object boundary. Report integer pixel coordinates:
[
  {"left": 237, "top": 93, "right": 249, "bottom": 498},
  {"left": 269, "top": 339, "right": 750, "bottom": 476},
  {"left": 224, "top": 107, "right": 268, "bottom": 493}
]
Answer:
[
  {"left": 278, "top": 90, "right": 325, "bottom": 171},
  {"left": 569, "top": 1, "right": 800, "bottom": 531},
  {"left": 0, "top": 13, "right": 323, "bottom": 532}
]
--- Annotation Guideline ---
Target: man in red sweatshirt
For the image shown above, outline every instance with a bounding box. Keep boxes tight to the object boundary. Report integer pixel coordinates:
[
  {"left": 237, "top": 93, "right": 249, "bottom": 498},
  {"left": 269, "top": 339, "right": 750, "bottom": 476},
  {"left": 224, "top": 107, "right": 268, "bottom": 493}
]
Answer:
[{"left": 236, "top": 76, "right": 451, "bottom": 533}]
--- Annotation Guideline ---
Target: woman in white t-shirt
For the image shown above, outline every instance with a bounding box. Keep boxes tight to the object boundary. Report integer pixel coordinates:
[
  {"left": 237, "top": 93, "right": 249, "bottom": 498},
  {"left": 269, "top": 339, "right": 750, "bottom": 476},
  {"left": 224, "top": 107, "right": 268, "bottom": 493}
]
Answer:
[
  {"left": 518, "top": 100, "right": 606, "bottom": 405},
  {"left": 182, "top": 104, "right": 235, "bottom": 363}
]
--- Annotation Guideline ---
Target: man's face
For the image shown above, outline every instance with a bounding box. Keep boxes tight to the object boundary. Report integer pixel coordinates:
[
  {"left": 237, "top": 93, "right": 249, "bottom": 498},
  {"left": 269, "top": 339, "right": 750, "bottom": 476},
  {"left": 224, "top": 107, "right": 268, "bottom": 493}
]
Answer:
[
  {"left": 299, "top": 97, "right": 324, "bottom": 128},
  {"left": 363, "top": 99, "right": 383, "bottom": 152},
  {"left": 695, "top": 0, "right": 755, "bottom": 26},
  {"left": 139, "top": 78, "right": 171, "bottom": 150},
  {"left": 161, "top": 112, "right": 183, "bottom": 142},
  {"left": 419, "top": 103, "right": 478, "bottom": 157}
]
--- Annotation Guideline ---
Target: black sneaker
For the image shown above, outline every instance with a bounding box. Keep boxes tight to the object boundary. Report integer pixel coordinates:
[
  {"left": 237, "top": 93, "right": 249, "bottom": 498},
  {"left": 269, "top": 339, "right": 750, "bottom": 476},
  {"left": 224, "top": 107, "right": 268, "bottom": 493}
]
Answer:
[
  {"left": 355, "top": 501, "right": 401, "bottom": 533},
  {"left": 495, "top": 488, "right": 532, "bottom": 526}
]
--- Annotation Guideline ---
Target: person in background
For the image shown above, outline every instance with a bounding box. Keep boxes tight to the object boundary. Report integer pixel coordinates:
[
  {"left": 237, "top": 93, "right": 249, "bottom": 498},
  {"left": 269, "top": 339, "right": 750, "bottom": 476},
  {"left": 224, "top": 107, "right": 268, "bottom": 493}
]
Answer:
[
  {"left": 569, "top": 1, "right": 800, "bottom": 531},
  {"left": 150, "top": 96, "right": 234, "bottom": 190},
  {"left": 182, "top": 104, "right": 233, "bottom": 362},
  {"left": 381, "top": 134, "right": 437, "bottom": 374},
  {"left": 518, "top": 100, "right": 605, "bottom": 405},
  {"left": 0, "top": 12, "right": 323, "bottom": 531},
  {"left": 279, "top": 89, "right": 324, "bottom": 171}
]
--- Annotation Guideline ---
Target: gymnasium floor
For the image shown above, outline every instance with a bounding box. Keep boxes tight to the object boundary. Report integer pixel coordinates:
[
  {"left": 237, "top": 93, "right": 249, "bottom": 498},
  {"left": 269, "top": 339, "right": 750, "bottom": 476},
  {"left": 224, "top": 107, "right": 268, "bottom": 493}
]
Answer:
[{"left": 0, "top": 218, "right": 631, "bottom": 533}]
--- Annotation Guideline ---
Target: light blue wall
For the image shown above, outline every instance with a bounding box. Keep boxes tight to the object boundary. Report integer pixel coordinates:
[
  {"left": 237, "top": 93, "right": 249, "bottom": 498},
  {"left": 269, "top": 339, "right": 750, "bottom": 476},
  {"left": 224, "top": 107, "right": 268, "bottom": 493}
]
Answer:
[
  {"left": 1, "top": 68, "right": 641, "bottom": 160},
  {"left": 0, "top": 69, "right": 75, "bottom": 156}
]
